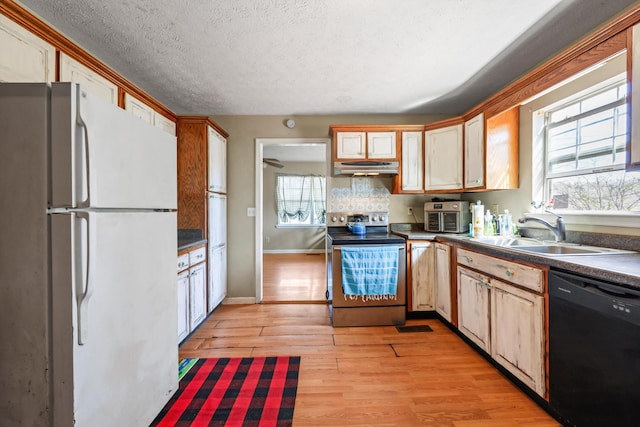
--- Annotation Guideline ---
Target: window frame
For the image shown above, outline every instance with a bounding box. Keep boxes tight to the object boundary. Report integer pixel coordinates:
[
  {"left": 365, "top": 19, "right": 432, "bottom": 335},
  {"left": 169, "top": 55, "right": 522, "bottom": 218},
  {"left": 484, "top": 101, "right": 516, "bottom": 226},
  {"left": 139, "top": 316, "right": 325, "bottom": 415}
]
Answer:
[{"left": 275, "top": 174, "right": 326, "bottom": 228}]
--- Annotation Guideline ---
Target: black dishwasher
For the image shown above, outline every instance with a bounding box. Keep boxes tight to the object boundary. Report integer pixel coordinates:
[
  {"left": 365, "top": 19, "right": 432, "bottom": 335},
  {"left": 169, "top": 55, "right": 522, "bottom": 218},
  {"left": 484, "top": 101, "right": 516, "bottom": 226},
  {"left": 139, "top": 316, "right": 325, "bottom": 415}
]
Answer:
[{"left": 549, "top": 270, "right": 640, "bottom": 427}]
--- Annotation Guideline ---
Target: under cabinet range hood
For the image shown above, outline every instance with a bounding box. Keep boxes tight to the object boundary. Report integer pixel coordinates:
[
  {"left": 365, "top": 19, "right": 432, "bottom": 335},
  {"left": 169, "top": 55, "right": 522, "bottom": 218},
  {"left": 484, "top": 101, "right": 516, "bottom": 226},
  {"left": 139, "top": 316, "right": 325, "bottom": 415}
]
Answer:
[{"left": 333, "top": 160, "right": 399, "bottom": 176}]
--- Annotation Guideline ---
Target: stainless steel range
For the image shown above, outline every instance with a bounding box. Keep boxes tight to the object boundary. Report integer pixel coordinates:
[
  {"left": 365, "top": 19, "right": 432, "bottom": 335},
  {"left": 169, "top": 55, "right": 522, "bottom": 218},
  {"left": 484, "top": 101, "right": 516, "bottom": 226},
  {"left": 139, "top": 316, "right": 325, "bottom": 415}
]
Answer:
[{"left": 326, "top": 212, "right": 406, "bottom": 327}]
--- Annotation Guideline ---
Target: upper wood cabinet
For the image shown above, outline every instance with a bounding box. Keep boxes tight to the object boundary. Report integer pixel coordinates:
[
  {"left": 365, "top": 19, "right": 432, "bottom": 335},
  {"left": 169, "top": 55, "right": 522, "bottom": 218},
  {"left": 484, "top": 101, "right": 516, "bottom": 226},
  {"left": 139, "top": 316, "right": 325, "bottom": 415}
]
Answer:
[
  {"left": 463, "top": 108, "right": 519, "bottom": 191},
  {"left": 59, "top": 53, "right": 118, "bottom": 104},
  {"left": 208, "top": 126, "right": 227, "bottom": 193},
  {"left": 629, "top": 24, "right": 640, "bottom": 169},
  {"left": 464, "top": 113, "right": 485, "bottom": 189},
  {"left": 0, "top": 14, "right": 55, "bottom": 82},
  {"left": 485, "top": 107, "right": 519, "bottom": 189},
  {"left": 177, "top": 117, "right": 228, "bottom": 232},
  {"left": 124, "top": 93, "right": 177, "bottom": 136},
  {"left": 331, "top": 125, "right": 401, "bottom": 161},
  {"left": 424, "top": 120, "right": 464, "bottom": 192},
  {"left": 397, "top": 131, "right": 424, "bottom": 193}
]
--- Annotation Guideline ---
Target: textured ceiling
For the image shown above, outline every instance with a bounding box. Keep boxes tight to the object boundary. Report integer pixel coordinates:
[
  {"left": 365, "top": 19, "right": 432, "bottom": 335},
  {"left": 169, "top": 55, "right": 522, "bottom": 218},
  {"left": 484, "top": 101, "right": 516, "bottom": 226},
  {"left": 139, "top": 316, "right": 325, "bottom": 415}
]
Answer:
[{"left": 14, "top": 0, "right": 640, "bottom": 116}]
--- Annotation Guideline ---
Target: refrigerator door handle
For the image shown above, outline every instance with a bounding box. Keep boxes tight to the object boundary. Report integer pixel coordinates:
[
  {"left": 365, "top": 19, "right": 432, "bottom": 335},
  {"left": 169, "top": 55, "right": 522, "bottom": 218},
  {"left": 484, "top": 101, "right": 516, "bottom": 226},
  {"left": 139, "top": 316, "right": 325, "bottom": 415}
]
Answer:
[
  {"left": 76, "top": 90, "right": 91, "bottom": 209},
  {"left": 75, "top": 211, "right": 96, "bottom": 345}
]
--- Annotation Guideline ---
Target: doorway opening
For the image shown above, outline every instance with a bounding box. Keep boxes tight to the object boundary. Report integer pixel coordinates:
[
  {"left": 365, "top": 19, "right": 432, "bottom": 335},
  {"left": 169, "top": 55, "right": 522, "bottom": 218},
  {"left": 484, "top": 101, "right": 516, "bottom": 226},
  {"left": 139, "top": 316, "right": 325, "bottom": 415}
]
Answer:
[{"left": 255, "top": 138, "right": 330, "bottom": 304}]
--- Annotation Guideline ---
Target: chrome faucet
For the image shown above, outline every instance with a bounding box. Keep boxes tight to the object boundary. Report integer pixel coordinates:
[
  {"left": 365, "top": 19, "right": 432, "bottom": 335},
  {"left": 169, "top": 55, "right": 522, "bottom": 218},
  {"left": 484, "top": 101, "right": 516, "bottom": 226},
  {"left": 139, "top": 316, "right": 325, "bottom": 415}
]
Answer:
[{"left": 518, "top": 210, "right": 566, "bottom": 242}]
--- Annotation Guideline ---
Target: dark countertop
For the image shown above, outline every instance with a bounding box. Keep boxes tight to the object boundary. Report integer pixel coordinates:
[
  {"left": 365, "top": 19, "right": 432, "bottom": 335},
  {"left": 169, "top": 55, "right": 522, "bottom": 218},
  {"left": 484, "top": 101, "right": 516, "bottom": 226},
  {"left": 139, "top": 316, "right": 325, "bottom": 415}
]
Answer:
[
  {"left": 178, "top": 229, "right": 207, "bottom": 252},
  {"left": 390, "top": 223, "right": 640, "bottom": 290}
]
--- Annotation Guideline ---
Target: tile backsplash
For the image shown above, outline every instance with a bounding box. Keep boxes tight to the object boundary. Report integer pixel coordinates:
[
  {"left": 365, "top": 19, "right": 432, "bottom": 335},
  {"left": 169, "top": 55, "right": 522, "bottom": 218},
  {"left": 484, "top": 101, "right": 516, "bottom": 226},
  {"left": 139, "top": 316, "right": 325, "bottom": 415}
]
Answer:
[{"left": 329, "top": 178, "right": 390, "bottom": 212}]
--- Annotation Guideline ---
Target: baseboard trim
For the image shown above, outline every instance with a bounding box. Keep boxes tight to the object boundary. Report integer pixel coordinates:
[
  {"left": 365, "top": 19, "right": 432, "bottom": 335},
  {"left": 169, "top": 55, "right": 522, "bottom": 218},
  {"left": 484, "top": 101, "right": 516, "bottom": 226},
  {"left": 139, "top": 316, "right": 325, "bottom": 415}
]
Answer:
[
  {"left": 263, "top": 249, "right": 325, "bottom": 254},
  {"left": 222, "top": 297, "right": 257, "bottom": 305}
]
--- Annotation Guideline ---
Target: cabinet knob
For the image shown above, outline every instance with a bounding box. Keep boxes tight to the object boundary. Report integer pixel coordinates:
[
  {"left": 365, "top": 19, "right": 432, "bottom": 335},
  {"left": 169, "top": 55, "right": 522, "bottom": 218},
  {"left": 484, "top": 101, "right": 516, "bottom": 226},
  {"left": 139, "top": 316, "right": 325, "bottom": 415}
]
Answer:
[
  {"left": 505, "top": 270, "right": 514, "bottom": 277},
  {"left": 466, "top": 256, "right": 473, "bottom": 263}
]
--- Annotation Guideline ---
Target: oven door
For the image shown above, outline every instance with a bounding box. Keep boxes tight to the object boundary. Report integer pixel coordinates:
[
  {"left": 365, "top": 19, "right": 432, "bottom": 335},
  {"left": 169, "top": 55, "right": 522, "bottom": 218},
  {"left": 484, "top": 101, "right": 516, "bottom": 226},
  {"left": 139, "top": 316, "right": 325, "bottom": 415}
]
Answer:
[
  {"left": 441, "top": 211, "right": 461, "bottom": 232},
  {"left": 425, "top": 212, "right": 442, "bottom": 232},
  {"left": 331, "top": 244, "right": 406, "bottom": 308}
]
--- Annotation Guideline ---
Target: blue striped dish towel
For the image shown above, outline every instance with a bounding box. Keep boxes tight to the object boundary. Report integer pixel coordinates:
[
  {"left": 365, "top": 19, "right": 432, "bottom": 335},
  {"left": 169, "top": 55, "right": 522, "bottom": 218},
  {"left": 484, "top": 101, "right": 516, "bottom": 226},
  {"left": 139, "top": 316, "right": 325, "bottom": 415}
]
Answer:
[{"left": 341, "top": 246, "right": 398, "bottom": 300}]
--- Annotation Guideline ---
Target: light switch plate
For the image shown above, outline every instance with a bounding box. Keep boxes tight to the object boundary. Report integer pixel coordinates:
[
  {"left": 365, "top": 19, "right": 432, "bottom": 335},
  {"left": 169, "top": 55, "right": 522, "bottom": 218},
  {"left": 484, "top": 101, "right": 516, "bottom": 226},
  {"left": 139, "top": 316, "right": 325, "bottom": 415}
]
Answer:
[{"left": 247, "top": 207, "right": 256, "bottom": 217}]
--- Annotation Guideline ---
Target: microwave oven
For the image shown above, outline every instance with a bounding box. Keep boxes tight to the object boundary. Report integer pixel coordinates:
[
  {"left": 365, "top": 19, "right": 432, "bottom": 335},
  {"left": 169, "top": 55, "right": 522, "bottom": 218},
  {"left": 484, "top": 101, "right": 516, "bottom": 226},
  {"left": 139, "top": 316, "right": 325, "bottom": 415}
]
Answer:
[{"left": 424, "top": 201, "right": 470, "bottom": 233}]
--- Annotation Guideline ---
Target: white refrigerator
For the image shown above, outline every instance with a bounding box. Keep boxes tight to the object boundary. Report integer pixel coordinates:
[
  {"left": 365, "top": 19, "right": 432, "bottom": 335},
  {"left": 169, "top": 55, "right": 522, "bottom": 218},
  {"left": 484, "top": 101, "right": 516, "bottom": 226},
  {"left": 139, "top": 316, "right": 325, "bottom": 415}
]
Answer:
[{"left": 0, "top": 83, "right": 178, "bottom": 426}]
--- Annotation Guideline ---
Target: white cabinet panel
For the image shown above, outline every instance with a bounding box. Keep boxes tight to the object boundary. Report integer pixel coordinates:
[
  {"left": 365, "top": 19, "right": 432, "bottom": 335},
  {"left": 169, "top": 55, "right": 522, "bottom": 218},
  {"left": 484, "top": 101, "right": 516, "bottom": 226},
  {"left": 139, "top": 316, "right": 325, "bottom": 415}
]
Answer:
[
  {"left": 367, "top": 131, "right": 396, "bottom": 159},
  {"left": 59, "top": 53, "right": 118, "bottom": 105},
  {"left": 425, "top": 124, "right": 463, "bottom": 191},
  {"left": 188, "top": 262, "right": 207, "bottom": 330},
  {"left": 177, "top": 270, "right": 190, "bottom": 342},
  {"left": 208, "top": 246, "right": 227, "bottom": 312},
  {"left": 401, "top": 131, "right": 423, "bottom": 191},
  {"left": 457, "top": 266, "right": 490, "bottom": 352},
  {"left": 464, "top": 113, "right": 485, "bottom": 189},
  {"left": 0, "top": 14, "right": 55, "bottom": 82},
  {"left": 434, "top": 242, "right": 451, "bottom": 322},
  {"left": 154, "top": 113, "right": 176, "bottom": 136},
  {"left": 410, "top": 242, "right": 434, "bottom": 311},
  {"left": 124, "top": 93, "right": 154, "bottom": 125},
  {"left": 208, "top": 126, "right": 227, "bottom": 193},
  {"left": 336, "top": 132, "right": 366, "bottom": 159},
  {"left": 491, "top": 280, "right": 545, "bottom": 396},
  {"left": 208, "top": 194, "right": 227, "bottom": 248}
]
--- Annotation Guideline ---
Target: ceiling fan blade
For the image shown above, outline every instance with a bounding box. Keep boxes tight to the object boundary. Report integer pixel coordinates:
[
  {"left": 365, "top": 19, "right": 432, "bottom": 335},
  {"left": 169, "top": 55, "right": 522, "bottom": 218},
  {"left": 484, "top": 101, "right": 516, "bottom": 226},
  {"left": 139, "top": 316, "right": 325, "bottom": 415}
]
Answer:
[{"left": 263, "top": 158, "right": 284, "bottom": 168}]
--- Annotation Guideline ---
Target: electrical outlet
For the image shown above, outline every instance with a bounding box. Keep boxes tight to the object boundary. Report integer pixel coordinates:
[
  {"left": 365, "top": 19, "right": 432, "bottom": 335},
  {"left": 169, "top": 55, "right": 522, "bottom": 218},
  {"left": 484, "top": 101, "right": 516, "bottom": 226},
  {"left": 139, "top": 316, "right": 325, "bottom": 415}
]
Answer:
[{"left": 407, "top": 207, "right": 413, "bottom": 216}]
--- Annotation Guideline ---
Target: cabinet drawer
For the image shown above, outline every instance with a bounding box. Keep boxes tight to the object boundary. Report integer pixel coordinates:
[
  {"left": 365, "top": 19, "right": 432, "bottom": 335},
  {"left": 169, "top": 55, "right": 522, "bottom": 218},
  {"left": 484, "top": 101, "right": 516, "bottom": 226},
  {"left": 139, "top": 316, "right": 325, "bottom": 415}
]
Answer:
[
  {"left": 177, "top": 253, "right": 189, "bottom": 273},
  {"left": 457, "top": 248, "right": 543, "bottom": 292},
  {"left": 189, "top": 247, "right": 207, "bottom": 266}
]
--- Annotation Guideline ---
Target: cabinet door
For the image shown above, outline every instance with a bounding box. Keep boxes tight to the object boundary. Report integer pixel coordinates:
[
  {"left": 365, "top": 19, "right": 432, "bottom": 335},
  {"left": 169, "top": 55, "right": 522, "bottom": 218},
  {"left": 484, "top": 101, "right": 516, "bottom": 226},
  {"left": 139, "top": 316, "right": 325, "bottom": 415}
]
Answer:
[
  {"left": 208, "top": 126, "right": 227, "bottom": 193},
  {"left": 208, "top": 246, "right": 227, "bottom": 312},
  {"left": 367, "top": 131, "right": 397, "bottom": 159},
  {"left": 59, "top": 53, "right": 118, "bottom": 105},
  {"left": 401, "top": 131, "right": 423, "bottom": 192},
  {"left": 189, "top": 262, "right": 207, "bottom": 330},
  {"left": 154, "top": 113, "right": 176, "bottom": 136},
  {"left": 491, "top": 280, "right": 545, "bottom": 397},
  {"left": 630, "top": 24, "right": 640, "bottom": 167},
  {"left": 464, "top": 113, "right": 485, "bottom": 189},
  {"left": 434, "top": 242, "right": 452, "bottom": 322},
  {"left": 336, "top": 132, "right": 366, "bottom": 159},
  {"left": 457, "top": 266, "right": 490, "bottom": 352},
  {"left": 425, "top": 124, "right": 463, "bottom": 191},
  {"left": 177, "top": 270, "right": 190, "bottom": 342},
  {"left": 124, "top": 93, "right": 154, "bottom": 125},
  {"left": 410, "top": 242, "right": 434, "bottom": 311},
  {"left": 0, "top": 14, "right": 55, "bottom": 82},
  {"left": 208, "top": 193, "right": 227, "bottom": 248}
]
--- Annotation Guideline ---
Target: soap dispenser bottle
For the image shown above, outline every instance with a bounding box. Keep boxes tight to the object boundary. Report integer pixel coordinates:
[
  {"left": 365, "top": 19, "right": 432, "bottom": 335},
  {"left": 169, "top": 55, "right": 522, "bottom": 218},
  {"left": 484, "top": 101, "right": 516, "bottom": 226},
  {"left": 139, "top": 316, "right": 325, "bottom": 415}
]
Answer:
[
  {"left": 484, "top": 210, "right": 494, "bottom": 236},
  {"left": 472, "top": 201, "right": 484, "bottom": 238}
]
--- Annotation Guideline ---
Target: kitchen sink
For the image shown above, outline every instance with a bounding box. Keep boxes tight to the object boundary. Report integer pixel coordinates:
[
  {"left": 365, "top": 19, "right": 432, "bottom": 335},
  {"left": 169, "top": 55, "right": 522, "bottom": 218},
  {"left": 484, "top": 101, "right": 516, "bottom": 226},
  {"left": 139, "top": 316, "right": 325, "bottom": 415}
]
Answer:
[
  {"left": 470, "top": 236, "right": 545, "bottom": 247},
  {"left": 468, "top": 236, "right": 631, "bottom": 256}
]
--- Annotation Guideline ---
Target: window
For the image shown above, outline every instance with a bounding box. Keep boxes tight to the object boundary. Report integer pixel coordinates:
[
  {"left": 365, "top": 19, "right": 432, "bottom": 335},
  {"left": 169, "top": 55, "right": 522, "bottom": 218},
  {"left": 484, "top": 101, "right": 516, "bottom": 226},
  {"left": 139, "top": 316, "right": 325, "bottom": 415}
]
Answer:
[
  {"left": 542, "top": 80, "right": 640, "bottom": 211},
  {"left": 275, "top": 175, "right": 326, "bottom": 226}
]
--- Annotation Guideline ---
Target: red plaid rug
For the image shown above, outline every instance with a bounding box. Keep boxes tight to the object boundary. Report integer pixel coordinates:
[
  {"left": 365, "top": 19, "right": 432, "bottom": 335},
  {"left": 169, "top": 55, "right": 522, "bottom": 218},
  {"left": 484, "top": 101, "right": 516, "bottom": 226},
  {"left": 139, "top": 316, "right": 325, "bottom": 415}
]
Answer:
[{"left": 151, "top": 356, "right": 300, "bottom": 426}]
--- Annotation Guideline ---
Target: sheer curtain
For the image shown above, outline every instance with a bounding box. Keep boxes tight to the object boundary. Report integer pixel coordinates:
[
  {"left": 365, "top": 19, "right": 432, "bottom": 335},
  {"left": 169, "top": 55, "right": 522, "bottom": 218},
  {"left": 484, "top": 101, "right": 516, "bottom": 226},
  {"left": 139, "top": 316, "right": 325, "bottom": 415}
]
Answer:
[{"left": 276, "top": 175, "right": 325, "bottom": 224}]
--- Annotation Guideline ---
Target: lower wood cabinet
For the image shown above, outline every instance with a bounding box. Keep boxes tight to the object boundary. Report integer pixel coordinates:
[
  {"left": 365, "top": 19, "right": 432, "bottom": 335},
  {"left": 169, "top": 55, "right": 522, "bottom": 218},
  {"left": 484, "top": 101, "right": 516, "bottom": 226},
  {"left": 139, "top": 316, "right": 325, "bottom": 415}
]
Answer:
[
  {"left": 408, "top": 241, "right": 435, "bottom": 311},
  {"left": 456, "top": 247, "right": 546, "bottom": 397},
  {"left": 457, "top": 267, "right": 491, "bottom": 352},
  {"left": 434, "top": 242, "right": 452, "bottom": 322},
  {"left": 177, "top": 244, "right": 208, "bottom": 344}
]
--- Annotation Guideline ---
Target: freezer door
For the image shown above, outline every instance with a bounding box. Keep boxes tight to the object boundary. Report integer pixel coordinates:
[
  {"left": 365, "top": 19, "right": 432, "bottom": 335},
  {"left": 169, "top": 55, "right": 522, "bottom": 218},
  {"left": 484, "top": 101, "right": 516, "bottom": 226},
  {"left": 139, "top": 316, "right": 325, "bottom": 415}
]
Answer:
[
  {"left": 50, "top": 83, "right": 177, "bottom": 210},
  {"left": 51, "top": 211, "right": 178, "bottom": 427}
]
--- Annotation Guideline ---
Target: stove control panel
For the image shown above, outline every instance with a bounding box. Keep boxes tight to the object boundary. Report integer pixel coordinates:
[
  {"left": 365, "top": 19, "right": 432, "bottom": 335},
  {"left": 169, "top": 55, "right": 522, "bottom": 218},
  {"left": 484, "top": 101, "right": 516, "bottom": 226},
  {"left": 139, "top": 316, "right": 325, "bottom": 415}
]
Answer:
[{"left": 327, "top": 212, "right": 389, "bottom": 227}]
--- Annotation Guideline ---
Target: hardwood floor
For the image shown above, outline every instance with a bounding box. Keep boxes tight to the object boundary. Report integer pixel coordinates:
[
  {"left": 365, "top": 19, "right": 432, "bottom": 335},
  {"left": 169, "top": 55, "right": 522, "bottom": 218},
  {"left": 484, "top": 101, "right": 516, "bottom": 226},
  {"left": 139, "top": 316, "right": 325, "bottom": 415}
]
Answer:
[
  {"left": 179, "top": 304, "right": 559, "bottom": 426},
  {"left": 262, "top": 253, "right": 327, "bottom": 303}
]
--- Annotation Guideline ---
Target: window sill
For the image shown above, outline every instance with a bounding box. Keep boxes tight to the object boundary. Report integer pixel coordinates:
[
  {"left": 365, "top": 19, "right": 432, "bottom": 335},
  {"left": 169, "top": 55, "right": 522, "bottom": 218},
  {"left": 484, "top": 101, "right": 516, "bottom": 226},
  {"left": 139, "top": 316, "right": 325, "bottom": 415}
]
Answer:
[
  {"left": 275, "top": 224, "right": 326, "bottom": 229},
  {"left": 522, "top": 211, "right": 640, "bottom": 228}
]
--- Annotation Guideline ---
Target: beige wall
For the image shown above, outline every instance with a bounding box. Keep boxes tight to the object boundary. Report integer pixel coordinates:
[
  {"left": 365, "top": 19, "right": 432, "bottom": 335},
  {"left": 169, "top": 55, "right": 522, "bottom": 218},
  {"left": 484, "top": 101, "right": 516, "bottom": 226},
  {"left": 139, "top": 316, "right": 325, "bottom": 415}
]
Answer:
[
  {"left": 210, "top": 114, "right": 449, "bottom": 298},
  {"left": 263, "top": 160, "right": 326, "bottom": 252}
]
